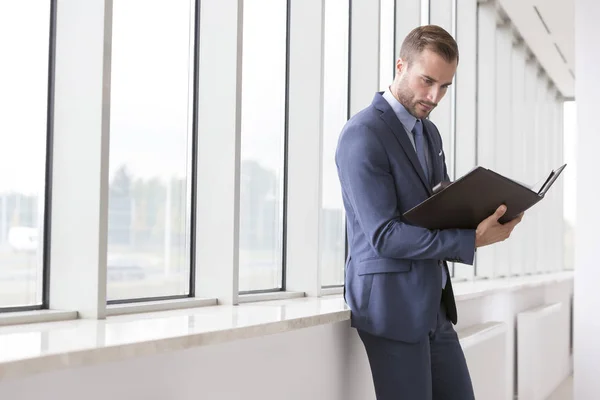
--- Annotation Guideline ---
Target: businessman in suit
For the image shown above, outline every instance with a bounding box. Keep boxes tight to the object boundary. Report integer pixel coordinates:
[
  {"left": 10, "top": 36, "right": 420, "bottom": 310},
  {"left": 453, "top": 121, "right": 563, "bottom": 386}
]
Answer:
[{"left": 335, "top": 25, "right": 523, "bottom": 399}]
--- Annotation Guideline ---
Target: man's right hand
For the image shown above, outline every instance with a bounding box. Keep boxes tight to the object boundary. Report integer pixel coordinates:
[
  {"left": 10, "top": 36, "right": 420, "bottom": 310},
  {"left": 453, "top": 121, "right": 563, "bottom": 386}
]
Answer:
[{"left": 475, "top": 205, "right": 523, "bottom": 248}]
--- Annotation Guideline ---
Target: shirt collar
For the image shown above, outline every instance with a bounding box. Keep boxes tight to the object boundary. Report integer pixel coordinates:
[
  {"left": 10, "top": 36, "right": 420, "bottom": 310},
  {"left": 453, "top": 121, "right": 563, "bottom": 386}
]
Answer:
[{"left": 382, "top": 87, "right": 418, "bottom": 133}]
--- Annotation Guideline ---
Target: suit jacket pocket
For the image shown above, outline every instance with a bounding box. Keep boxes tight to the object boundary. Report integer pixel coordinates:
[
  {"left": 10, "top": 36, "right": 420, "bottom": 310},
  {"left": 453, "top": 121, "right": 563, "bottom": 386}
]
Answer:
[{"left": 357, "top": 258, "right": 412, "bottom": 275}]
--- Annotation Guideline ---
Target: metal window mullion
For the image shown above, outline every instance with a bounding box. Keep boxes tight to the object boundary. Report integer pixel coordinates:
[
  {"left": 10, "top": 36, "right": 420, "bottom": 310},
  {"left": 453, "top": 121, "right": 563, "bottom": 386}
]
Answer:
[
  {"left": 284, "top": 0, "right": 326, "bottom": 296},
  {"left": 194, "top": 0, "right": 243, "bottom": 304},
  {"left": 49, "top": 0, "right": 114, "bottom": 318}
]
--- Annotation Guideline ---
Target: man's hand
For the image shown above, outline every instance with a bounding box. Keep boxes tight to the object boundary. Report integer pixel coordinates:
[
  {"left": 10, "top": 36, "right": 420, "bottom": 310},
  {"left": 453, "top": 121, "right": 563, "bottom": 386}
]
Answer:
[{"left": 475, "top": 205, "right": 524, "bottom": 248}]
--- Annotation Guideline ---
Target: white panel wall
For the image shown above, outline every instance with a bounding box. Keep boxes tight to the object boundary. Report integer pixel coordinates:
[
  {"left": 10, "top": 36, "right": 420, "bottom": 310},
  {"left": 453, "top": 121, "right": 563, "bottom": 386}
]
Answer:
[
  {"left": 455, "top": 280, "right": 573, "bottom": 400},
  {"left": 459, "top": 322, "right": 508, "bottom": 400},
  {"left": 0, "top": 282, "right": 573, "bottom": 400},
  {"left": 574, "top": 4, "right": 600, "bottom": 398},
  {"left": 517, "top": 303, "right": 570, "bottom": 400}
]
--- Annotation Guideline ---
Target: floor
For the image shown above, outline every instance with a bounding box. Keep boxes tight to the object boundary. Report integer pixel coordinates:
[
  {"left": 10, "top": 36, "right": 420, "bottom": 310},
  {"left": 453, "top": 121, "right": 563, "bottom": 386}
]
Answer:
[{"left": 547, "top": 376, "right": 574, "bottom": 400}]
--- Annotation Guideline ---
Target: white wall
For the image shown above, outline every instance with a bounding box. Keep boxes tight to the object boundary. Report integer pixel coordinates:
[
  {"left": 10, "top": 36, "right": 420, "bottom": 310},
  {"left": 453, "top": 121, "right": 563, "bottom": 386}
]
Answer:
[
  {"left": 456, "top": 280, "right": 572, "bottom": 400},
  {"left": 0, "top": 281, "right": 572, "bottom": 400},
  {"left": 574, "top": 0, "right": 600, "bottom": 398}
]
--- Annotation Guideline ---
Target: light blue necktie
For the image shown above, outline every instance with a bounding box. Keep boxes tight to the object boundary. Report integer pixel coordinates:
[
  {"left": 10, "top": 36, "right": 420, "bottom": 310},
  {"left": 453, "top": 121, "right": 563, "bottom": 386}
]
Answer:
[{"left": 413, "top": 120, "right": 447, "bottom": 289}]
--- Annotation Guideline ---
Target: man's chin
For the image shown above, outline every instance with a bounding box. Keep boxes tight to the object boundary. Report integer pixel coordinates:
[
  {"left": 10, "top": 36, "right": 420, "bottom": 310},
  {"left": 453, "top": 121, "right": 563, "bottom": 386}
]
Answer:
[
  {"left": 418, "top": 102, "right": 436, "bottom": 117},
  {"left": 412, "top": 109, "right": 430, "bottom": 119}
]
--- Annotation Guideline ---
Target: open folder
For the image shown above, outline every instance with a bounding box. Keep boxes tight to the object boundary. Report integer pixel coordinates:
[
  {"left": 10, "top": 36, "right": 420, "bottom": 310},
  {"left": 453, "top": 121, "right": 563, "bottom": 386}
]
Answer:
[{"left": 402, "top": 164, "right": 567, "bottom": 230}]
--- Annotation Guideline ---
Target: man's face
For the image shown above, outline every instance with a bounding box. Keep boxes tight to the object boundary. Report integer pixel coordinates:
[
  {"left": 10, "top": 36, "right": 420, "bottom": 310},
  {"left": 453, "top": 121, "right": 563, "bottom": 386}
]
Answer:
[{"left": 393, "top": 48, "right": 457, "bottom": 119}]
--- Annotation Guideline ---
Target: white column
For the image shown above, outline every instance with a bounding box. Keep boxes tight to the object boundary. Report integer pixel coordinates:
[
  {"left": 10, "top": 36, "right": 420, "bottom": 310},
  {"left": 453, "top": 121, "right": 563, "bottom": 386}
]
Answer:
[
  {"left": 509, "top": 39, "right": 526, "bottom": 276},
  {"left": 320, "top": 0, "right": 349, "bottom": 288},
  {"left": 454, "top": 0, "right": 477, "bottom": 179},
  {"left": 379, "top": 0, "right": 395, "bottom": 90},
  {"left": 285, "top": 0, "right": 325, "bottom": 297},
  {"left": 540, "top": 83, "right": 554, "bottom": 273},
  {"left": 349, "top": 0, "right": 380, "bottom": 116},
  {"left": 493, "top": 23, "right": 512, "bottom": 278},
  {"left": 554, "top": 95, "right": 565, "bottom": 272},
  {"left": 429, "top": 0, "right": 453, "bottom": 179},
  {"left": 395, "top": 0, "right": 420, "bottom": 52},
  {"left": 533, "top": 70, "right": 548, "bottom": 274},
  {"left": 195, "top": 0, "right": 243, "bottom": 304},
  {"left": 546, "top": 86, "right": 560, "bottom": 273},
  {"left": 49, "top": 0, "right": 113, "bottom": 318},
  {"left": 453, "top": 0, "right": 477, "bottom": 281},
  {"left": 474, "top": 1, "right": 496, "bottom": 279},
  {"left": 574, "top": 2, "right": 600, "bottom": 397},
  {"left": 522, "top": 53, "right": 538, "bottom": 275}
]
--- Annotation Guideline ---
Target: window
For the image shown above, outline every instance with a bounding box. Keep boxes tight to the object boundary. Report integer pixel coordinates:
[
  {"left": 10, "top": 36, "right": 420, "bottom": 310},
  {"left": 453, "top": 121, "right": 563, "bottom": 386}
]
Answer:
[
  {"left": 379, "top": 0, "right": 396, "bottom": 91},
  {"left": 0, "top": 2, "right": 53, "bottom": 309},
  {"left": 239, "top": 0, "right": 288, "bottom": 293},
  {"left": 107, "top": 0, "right": 197, "bottom": 302},
  {"left": 321, "top": 0, "right": 350, "bottom": 287}
]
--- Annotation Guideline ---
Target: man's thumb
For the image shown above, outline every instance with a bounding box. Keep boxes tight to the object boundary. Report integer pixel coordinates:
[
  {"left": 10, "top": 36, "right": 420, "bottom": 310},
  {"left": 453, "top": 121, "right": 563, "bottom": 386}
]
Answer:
[{"left": 495, "top": 205, "right": 507, "bottom": 220}]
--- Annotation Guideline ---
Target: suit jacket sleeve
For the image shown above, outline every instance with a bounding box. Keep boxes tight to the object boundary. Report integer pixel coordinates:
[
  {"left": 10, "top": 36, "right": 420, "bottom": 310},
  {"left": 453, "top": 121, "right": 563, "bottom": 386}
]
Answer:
[{"left": 336, "top": 122, "right": 475, "bottom": 264}]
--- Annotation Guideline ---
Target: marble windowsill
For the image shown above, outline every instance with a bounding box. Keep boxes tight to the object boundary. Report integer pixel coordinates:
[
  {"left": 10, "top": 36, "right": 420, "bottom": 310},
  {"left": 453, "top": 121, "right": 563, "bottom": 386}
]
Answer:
[
  {"left": 452, "top": 271, "right": 574, "bottom": 301},
  {"left": 0, "top": 271, "right": 573, "bottom": 382}
]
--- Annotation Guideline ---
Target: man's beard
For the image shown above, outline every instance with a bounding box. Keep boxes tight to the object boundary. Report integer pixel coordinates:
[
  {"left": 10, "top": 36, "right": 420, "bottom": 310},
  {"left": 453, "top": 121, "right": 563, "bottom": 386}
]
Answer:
[{"left": 395, "top": 79, "right": 435, "bottom": 119}]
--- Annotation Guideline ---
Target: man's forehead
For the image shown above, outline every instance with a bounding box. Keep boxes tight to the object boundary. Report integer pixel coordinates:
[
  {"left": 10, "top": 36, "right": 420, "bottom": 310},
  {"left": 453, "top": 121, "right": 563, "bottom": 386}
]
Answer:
[{"left": 411, "top": 50, "right": 457, "bottom": 77}]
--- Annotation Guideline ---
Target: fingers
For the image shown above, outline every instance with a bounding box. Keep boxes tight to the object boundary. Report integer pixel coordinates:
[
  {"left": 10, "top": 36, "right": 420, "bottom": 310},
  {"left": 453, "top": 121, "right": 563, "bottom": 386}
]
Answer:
[{"left": 493, "top": 205, "right": 507, "bottom": 221}]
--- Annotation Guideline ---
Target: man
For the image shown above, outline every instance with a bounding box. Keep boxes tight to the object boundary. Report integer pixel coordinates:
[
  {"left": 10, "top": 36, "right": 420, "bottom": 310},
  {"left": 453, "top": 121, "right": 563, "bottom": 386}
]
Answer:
[{"left": 335, "top": 25, "right": 523, "bottom": 399}]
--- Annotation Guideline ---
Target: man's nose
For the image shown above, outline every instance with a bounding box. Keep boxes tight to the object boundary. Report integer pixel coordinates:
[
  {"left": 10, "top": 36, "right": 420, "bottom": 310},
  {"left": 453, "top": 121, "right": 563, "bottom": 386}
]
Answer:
[{"left": 428, "top": 86, "right": 443, "bottom": 103}]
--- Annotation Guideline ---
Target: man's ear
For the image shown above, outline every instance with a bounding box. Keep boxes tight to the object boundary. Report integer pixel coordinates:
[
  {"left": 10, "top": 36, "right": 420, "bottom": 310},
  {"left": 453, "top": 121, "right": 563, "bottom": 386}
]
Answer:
[{"left": 396, "top": 57, "right": 408, "bottom": 76}]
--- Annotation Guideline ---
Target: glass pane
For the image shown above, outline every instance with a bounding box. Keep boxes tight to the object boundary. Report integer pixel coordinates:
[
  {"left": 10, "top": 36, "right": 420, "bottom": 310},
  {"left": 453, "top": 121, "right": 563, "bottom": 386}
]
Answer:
[
  {"left": 321, "top": 0, "right": 349, "bottom": 287},
  {"left": 107, "top": 0, "right": 196, "bottom": 301},
  {"left": 379, "top": 0, "right": 396, "bottom": 91},
  {"left": 239, "top": 0, "right": 288, "bottom": 292},
  {"left": 0, "top": 3, "right": 51, "bottom": 308}
]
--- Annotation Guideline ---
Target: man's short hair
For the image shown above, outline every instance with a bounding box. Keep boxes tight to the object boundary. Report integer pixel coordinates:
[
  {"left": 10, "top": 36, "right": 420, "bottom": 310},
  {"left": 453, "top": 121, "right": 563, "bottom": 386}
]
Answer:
[{"left": 399, "top": 25, "right": 459, "bottom": 66}]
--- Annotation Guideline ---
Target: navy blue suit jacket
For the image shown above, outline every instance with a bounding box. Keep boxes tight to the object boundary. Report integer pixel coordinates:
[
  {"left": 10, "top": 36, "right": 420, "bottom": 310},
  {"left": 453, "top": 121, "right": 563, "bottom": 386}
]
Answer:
[{"left": 335, "top": 93, "right": 476, "bottom": 343}]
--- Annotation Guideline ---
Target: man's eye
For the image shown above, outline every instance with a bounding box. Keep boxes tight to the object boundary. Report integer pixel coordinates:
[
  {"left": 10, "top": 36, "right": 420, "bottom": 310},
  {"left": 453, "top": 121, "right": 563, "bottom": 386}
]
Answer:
[{"left": 423, "top": 78, "right": 432, "bottom": 85}]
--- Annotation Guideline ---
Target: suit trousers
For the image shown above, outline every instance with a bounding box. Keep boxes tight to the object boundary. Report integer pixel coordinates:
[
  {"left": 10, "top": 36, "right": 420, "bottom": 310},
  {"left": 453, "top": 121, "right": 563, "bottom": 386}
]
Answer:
[{"left": 357, "top": 297, "right": 475, "bottom": 400}]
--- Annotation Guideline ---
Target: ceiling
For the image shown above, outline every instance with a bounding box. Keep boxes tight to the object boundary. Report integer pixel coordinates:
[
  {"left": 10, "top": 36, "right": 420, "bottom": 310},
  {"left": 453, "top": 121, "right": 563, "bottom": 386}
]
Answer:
[{"left": 496, "top": 0, "right": 575, "bottom": 98}]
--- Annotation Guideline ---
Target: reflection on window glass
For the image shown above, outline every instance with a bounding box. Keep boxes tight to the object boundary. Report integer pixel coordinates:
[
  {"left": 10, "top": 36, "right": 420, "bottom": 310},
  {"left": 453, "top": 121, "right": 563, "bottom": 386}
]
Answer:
[
  {"left": 107, "top": 0, "right": 196, "bottom": 301},
  {"left": 239, "top": 0, "right": 288, "bottom": 292},
  {"left": 0, "top": 3, "right": 51, "bottom": 308},
  {"left": 379, "top": 0, "right": 395, "bottom": 91},
  {"left": 321, "top": 0, "right": 349, "bottom": 287}
]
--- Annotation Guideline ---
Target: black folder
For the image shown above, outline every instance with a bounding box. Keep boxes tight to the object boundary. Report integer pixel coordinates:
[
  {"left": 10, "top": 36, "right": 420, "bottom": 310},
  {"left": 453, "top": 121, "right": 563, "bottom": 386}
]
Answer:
[{"left": 402, "top": 164, "right": 567, "bottom": 230}]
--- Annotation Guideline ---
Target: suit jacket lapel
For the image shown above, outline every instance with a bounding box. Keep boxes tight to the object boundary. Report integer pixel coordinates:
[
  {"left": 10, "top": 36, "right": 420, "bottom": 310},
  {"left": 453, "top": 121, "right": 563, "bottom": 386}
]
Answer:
[{"left": 379, "top": 108, "right": 432, "bottom": 195}]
